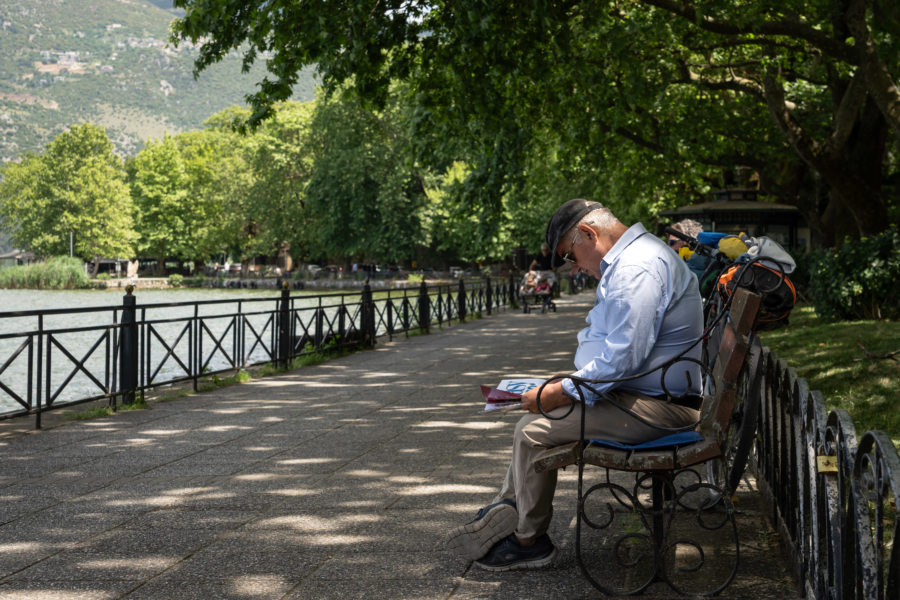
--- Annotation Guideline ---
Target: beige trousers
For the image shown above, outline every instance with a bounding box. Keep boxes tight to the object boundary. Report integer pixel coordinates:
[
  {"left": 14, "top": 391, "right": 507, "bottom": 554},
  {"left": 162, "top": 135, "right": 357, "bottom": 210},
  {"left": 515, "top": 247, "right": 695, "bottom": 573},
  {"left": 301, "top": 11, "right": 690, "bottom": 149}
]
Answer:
[{"left": 493, "top": 391, "right": 699, "bottom": 539}]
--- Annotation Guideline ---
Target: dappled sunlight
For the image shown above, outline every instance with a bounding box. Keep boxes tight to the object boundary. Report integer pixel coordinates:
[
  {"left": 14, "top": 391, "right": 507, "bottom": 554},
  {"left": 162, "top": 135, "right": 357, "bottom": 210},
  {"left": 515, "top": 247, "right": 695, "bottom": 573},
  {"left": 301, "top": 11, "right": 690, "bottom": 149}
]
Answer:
[
  {"left": 231, "top": 575, "right": 290, "bottom": 596},
  {"left": 386, "top": 475, "right": 428, "bottom": 484},
  {"left": 0, "top": 542, "right": 43, "bottom": 553},
  {"left": 276, "top": 458, "right": 340, "bottom": 466},
  {"left": 253, "top": 513, "right": 374, "bottom": 531},
  {"left": 459, "top": 450, "right": 510, "bottom": 459},
  {"left": 342, "top": 469, "right": 390, "bottom": 478},
  {"left": 77, "top": 556, "right": 173, "bottom": 571},
  {"left": 397, "top": 483, "right": 497, "bottom": 496},
  {"left": 0, "top": 293, "right": 606, "bottom": 597},
  {"left": 261, "top": 488, "right": 318, "bottom": 497},
  {"left": 199, "top": 425, "right": 252, "bottom": 432},
  {"left": 412, "top": 420, "right": 508, "bottom": 430},
  {"left": 234, "top": 473, "right": 290, "bottom": 481},
  {"left": 378, "top": 405, "right": 460, "bottom": 413}
]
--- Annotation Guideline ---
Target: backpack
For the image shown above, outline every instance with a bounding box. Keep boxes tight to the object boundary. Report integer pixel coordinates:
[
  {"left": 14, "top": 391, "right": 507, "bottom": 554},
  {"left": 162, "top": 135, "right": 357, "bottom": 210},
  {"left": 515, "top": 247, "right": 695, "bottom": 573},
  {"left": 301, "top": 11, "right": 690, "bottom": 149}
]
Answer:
[{"left": 717, "top": 262, "right": 796, "bottom": 330}]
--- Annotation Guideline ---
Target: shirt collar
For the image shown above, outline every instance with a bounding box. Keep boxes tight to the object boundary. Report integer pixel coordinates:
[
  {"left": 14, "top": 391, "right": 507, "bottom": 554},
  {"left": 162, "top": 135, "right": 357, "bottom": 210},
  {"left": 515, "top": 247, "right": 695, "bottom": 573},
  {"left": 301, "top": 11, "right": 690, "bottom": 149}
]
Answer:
[{"left": 600, "top": 222, "right": 649, "bottom": 273}]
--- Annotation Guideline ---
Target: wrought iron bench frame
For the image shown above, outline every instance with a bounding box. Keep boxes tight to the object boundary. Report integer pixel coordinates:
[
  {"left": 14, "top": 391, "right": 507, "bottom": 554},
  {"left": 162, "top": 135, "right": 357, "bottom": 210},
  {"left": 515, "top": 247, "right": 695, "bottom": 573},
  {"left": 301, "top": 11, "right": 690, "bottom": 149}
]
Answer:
[{"left": 532, "top": 287, "right": 763, "bottom": 596}]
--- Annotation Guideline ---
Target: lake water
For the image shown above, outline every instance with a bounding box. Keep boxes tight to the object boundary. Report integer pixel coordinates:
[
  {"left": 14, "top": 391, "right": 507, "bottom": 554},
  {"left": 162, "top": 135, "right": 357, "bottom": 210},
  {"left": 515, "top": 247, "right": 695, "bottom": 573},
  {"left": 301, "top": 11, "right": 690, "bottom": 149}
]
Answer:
[{"left": 0, "top": 287, "right": 370, "bottom": 416}]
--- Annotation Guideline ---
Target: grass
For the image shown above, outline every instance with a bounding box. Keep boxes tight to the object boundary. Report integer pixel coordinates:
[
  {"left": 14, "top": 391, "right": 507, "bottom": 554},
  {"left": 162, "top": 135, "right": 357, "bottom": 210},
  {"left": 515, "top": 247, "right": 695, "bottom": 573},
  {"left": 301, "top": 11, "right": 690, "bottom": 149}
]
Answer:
[
  {"left": 758, "top": 304, "right": 900, "bottom": 447},
  {"left": 65, "top": 397, "right": 147, "bottom": 421}
]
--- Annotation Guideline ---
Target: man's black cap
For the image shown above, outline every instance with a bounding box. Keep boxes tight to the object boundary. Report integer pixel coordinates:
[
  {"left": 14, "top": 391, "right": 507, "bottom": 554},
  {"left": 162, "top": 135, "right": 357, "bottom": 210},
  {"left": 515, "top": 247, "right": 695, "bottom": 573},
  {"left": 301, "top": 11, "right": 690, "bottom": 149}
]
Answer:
[{"left": 545, "top": 199, "right": 604, "bottom": 268}]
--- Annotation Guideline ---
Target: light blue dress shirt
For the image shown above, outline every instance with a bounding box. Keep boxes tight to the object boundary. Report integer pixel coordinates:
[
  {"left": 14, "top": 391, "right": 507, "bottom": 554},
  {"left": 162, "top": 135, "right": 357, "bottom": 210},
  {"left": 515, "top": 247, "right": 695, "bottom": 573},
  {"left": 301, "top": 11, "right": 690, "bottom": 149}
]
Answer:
[{"left": 561, "top": 223, "right": 703, "bottom": 405}]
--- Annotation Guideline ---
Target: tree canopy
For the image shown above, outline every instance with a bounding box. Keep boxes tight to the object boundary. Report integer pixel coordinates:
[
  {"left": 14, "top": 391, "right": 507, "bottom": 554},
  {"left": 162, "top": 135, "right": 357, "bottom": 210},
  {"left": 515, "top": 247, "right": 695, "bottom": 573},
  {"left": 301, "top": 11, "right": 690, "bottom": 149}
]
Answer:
[
  {"left": 0, "top": 124, "right": 136, "bottom": 267},
  {"left": 172, "top": 0, "right": 900, "bottom": 245}
]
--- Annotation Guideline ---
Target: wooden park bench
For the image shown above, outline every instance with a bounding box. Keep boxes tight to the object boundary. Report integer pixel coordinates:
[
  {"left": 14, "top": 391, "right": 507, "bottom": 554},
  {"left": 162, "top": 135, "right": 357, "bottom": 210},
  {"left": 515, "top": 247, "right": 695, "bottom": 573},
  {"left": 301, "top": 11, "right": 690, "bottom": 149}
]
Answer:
[{"left": 532, "top": 287, "right": 763, "bottom": 596}]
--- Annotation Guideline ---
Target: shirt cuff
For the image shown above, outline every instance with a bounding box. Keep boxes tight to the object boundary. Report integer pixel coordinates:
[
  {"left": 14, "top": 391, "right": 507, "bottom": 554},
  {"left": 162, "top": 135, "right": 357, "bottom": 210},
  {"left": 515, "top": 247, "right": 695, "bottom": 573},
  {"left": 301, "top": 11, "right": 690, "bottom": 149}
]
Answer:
[{"left": 561, "top": 378, "right": 595, "bottom": 406}]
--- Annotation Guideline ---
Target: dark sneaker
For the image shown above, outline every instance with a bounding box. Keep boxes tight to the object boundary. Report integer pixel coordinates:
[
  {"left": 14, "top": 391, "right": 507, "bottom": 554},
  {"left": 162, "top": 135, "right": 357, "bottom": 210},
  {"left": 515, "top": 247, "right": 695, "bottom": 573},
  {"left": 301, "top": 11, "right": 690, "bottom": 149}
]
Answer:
[
  {"left": 446, "top": 500, "right": 517, "bottom": 560},
  {"left": 473, "top": 533, "right": 557, "bottom": 571}
]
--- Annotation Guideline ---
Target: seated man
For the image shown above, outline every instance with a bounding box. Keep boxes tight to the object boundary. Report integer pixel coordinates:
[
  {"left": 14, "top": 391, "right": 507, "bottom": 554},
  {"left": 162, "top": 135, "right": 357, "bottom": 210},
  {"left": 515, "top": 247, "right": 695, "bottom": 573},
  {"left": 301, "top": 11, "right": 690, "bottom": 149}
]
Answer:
[{"left": 447, "top": 198, "right": 703, "bottom": 571}]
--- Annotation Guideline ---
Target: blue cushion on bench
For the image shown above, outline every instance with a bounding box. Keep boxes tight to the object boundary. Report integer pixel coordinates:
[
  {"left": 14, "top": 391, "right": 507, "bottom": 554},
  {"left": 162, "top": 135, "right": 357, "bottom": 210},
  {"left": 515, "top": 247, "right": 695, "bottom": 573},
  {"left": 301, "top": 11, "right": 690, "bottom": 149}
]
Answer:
[{"left": 589, "top": 430, "right": 704, "bottom": 451}]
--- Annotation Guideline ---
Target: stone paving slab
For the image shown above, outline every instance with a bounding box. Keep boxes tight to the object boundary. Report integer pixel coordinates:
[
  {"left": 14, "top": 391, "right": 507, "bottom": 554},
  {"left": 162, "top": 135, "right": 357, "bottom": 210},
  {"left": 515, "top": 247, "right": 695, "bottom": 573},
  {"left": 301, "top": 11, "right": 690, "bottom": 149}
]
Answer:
[{"left": 0, "top": 293, "right": 801, "bottom": 599}]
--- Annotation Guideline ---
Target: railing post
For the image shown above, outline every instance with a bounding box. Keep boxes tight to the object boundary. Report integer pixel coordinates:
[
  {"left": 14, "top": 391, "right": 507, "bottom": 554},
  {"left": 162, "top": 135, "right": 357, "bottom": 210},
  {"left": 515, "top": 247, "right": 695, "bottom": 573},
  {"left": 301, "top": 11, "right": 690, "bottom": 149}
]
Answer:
[
  {"left": 278, "top": 281, "right": 290, "bottom": 367},
  {"left": 386, "top": 297, "right": 394, "bottom": 339},
  {"left": 361, "top": 281, "right": 376, "bottom": 347},
  {"left": 402, "top": 291, "right": 410, "bottom": 332},
  {"left": 315, "top": 306, "right": 324, "bottom": 349},
  {"left": 485, "top": 276, "right": 492, "bottom": 315},
  {"left": 458, "top": 278, "right": 467, "bottom": 322},
  {"left": 35, "top": 316, "right": 43, "bottom": 429},
  {"left": 418, "top": 281, "right": 430, "bottom": 333},
  {"left": 119, "top": 285, "right": 138, "bottom": 406},
  {"left": 509, "top": 273, "right": 516, "bottom": 306}
]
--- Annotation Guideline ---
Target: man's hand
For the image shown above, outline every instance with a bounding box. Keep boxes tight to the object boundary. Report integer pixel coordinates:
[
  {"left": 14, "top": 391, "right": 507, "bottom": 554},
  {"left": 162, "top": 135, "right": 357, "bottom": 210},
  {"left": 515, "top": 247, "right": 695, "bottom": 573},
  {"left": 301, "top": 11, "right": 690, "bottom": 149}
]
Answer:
[{"left": 520, "top": 381, "right": 573, "bottom": 414}]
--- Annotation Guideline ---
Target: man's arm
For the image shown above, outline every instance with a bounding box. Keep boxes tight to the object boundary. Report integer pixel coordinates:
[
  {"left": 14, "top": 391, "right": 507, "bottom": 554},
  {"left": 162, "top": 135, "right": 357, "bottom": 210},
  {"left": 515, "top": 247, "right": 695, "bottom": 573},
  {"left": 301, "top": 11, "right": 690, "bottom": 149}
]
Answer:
[
  {"left": 521, "top": 381, "right": 572, "bottom": 413},
  {"left": 561, "top": 264, "right": 667, "bottom": 404}
]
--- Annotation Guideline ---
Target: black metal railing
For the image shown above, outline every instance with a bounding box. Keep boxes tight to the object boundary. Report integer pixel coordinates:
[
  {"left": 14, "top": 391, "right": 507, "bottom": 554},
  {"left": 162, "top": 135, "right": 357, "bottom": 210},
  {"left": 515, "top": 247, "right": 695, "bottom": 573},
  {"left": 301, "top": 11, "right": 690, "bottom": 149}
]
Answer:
[
  {"left": 753, "top": 345, "right": 899, "bottom": 599},
  {"left": 0, "top": 276, "right": 518, "bottom": 428}
]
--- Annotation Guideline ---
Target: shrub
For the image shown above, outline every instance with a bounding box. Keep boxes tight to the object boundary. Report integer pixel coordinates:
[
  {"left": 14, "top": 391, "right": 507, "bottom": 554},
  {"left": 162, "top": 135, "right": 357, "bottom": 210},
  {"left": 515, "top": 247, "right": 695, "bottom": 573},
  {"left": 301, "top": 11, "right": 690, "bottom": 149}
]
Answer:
[
  {"left": 0, "top": 256, "right": 90, "bottom": 289},
  {"left": 96, "top": 273, "right": 111, "bottom": 281},
  {"left": 168, "top": 273, "right": 184, "bottom": 287},
  {"left": 807, "top": 229, "right": 900, "bottom": 321}
]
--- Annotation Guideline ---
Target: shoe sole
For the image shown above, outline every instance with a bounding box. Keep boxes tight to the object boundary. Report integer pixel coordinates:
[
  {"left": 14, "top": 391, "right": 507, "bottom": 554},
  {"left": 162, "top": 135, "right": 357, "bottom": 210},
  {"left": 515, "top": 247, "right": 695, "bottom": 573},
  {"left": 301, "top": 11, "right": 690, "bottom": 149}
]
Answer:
[
  {"left": 446, "top": 503, "right": 518, "bottom": 560},
  {"left": 473, "top": 546, "right": 558, "bottom": 572}
]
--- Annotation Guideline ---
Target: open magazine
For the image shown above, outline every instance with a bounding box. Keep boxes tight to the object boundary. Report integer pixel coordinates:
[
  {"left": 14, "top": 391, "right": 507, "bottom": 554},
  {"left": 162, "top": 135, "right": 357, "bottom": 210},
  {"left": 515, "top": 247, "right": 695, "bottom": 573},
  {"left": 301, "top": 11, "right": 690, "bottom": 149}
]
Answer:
[{"left": 479, "top": 378, "right": 545, "bottom": 413}]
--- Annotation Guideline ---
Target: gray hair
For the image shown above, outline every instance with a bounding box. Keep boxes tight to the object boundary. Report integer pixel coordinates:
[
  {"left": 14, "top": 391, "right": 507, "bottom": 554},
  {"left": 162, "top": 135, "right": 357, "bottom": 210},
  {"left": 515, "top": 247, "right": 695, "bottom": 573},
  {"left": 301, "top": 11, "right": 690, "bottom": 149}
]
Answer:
[
  {"left": 672, "top": 218, "right": 703, "bottom": 238},
  {"left": 578, "top": 207, "right": 621, "bottom": 231}
]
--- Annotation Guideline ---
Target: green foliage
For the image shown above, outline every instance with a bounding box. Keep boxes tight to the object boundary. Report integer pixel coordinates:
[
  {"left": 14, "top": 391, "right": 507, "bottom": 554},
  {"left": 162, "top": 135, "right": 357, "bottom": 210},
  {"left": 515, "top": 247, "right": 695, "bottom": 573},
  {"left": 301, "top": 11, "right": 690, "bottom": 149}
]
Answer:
[
  {"left": 304, "top": 88, "right": 427, "bottom": 264},
  {"left": 0, "top": 256, "right": 90, "bottom": 289},
  {"left": 129, "top": 134, "right": 192, "bottom": 267},
  {"left": 171, "top": 0, "right": 900, "bottom": 245},
  {"left": 807, "top": 230, "right": 900, "bottom": 321},
  {"left": 168, "top": 273, "right": 184, "bottom": 287},
  {"left": 242, "top": 101, "right": 316, "bottom": 259},
  {"left": 176, "top": 120, "right": 255, "bottom": 261},
  {"left": 0, "top": 124, "right": 136, "bottom": 261}
]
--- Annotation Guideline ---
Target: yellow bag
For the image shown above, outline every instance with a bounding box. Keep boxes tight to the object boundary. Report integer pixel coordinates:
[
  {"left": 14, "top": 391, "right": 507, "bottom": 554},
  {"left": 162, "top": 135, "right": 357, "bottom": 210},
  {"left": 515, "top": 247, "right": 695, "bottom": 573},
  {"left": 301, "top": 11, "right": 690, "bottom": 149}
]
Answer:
[{"left": 717, "top": 236, "right": 749, "bottom": 260}]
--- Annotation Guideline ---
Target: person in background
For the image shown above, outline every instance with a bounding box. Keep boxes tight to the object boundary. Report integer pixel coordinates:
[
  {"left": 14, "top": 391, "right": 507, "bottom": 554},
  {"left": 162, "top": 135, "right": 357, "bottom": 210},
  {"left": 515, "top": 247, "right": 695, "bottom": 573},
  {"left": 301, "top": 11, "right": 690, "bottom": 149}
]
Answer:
[
  {"left": 667, "top": 218, "right": 703, "bottom": 254},
  {"left": 534, "top": 276, "right": 552, "bottom": 311},
  {"left": 530, "top": 243, "right": 553, "bottom": 272}
]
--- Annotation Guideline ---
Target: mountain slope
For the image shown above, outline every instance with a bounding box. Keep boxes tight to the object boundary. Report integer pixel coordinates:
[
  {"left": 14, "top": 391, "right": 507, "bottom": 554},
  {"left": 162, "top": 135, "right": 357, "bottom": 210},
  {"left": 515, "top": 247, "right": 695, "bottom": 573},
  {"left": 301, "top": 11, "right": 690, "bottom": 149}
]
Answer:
[{"left": 0, "top": 0, "right": 316, "bottom": 161}]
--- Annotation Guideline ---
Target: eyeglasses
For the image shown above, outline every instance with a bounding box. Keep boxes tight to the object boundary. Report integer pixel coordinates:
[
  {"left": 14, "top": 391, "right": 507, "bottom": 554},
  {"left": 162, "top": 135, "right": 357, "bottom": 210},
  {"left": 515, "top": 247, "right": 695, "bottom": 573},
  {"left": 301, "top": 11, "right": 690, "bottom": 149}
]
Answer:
[
  {"left": 561, "top": 231, "right": 581, "bottom": 265},
  {"left": 667, "top": 238, "right": 681, "bottom": 247}
]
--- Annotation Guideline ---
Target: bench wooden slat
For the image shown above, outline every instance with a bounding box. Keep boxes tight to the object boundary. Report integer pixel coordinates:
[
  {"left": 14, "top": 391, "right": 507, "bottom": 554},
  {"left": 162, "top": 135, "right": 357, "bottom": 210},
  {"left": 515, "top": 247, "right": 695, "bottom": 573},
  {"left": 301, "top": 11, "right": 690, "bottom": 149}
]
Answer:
[{"left": 533, "top": 441, "right": 579, "bottom": 473}]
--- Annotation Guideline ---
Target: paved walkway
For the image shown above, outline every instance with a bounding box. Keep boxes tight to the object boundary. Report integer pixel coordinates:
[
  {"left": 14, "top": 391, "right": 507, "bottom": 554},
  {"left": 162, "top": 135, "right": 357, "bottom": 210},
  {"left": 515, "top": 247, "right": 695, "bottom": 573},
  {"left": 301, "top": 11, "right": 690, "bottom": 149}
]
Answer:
[{"left": 0, "top": 294, "right": 800, "bottom": 599}]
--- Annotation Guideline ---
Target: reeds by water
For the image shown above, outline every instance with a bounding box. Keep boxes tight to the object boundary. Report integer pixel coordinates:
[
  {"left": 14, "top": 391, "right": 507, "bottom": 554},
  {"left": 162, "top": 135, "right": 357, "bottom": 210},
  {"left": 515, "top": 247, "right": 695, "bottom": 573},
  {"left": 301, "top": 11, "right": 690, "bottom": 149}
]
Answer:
[{"left": 0, "top": 256, "right": 90, "bottom": 289}]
